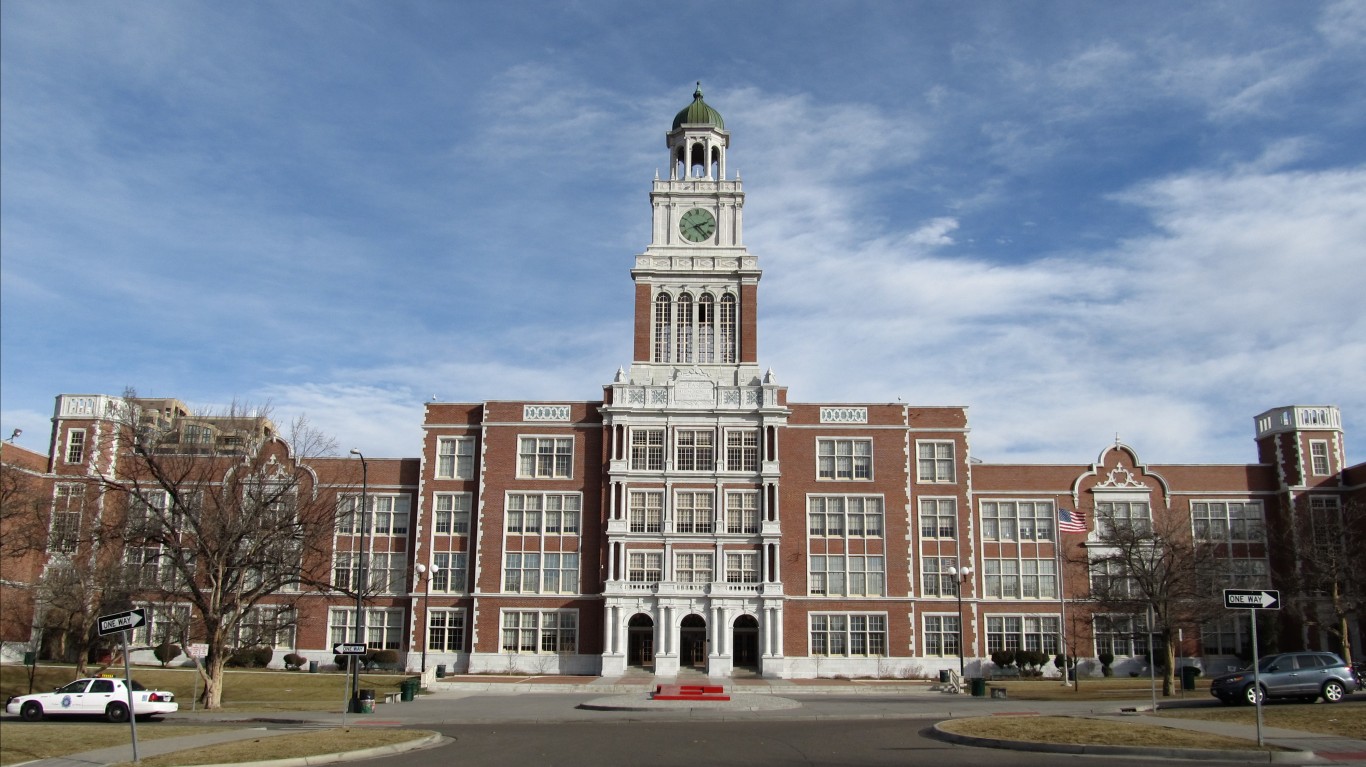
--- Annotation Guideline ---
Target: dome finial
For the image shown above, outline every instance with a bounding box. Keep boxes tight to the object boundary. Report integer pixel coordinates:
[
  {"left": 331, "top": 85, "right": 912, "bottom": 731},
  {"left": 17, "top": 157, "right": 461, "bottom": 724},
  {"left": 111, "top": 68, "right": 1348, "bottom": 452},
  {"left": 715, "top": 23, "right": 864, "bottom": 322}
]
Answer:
[{"left": 694, "top": 81, "right": 703, "bottom": 98}]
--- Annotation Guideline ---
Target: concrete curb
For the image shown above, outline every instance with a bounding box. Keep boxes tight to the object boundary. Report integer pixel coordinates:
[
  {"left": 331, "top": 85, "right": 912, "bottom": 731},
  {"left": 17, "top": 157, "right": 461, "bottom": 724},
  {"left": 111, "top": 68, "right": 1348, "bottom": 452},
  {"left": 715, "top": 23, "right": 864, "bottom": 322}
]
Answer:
[
  {"left": 929, "top": 722, "right": 1318, "bottom": 764},
  {"left": 169, "top": 732, "right": 448, "bottom": 767}
]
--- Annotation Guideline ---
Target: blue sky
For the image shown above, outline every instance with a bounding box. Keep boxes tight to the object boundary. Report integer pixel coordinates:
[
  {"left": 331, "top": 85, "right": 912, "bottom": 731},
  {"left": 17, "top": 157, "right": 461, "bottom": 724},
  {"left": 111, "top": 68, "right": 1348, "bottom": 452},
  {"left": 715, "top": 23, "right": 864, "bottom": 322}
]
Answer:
[{"left": 2, "top": 1, "right": 1363, "bottom": 465}]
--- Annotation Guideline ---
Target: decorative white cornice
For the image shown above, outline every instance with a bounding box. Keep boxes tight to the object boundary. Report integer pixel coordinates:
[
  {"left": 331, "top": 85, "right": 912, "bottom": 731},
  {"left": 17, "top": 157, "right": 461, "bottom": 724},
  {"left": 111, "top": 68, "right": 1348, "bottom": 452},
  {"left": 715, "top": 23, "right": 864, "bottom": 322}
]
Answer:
[{"left": 523, "top": 405, "right": 571, "bottom": 422}]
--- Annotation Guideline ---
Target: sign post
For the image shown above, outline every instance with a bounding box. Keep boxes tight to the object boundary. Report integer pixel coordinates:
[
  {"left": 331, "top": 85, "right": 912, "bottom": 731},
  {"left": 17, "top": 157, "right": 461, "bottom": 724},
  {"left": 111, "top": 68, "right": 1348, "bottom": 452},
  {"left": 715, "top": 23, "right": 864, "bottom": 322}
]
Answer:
[
  {"left": 97, "top": 608, "right": 147, "bottom": 763},
  {"left": 334, "top": 643, "right": 366, "bottom": 725},
  {"left": 1224, "top": 589, "right": 1280, "bottom": 746},
  {"left": 188, "top": 643, "right": 208, "bottom": 712}
]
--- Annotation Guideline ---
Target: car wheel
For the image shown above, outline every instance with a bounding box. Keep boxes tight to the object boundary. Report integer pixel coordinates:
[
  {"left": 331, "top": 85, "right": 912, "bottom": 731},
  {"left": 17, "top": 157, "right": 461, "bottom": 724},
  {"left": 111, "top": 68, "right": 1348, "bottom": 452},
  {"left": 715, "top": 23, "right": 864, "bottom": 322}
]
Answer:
[
  {"left": 1242, "top": 684, "right": 1264, "bottom": 706},
  {"left": 19, "top": 701, "right": 43, "bottom": 721},
  {"left": 1322, "top": 680, "right": 1346, "bottom": 703},
  {"left": 106, "top": 702, "right": 130, "bottom": 723}
]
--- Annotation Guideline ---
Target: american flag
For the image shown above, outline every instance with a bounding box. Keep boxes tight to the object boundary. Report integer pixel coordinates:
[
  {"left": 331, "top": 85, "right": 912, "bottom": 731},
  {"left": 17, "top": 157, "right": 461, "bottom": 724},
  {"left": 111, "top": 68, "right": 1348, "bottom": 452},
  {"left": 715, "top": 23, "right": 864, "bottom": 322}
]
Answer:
[{"left": 1058, "top": 508, "right": 1088, "bottom": 533}]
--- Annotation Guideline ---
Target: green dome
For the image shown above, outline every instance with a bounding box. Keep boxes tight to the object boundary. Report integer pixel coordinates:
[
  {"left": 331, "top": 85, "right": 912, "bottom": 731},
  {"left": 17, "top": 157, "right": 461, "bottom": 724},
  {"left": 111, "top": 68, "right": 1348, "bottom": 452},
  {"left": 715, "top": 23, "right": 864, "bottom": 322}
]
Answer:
[{"left": 672, "top": 83, "right": 724, "bottom": 130}]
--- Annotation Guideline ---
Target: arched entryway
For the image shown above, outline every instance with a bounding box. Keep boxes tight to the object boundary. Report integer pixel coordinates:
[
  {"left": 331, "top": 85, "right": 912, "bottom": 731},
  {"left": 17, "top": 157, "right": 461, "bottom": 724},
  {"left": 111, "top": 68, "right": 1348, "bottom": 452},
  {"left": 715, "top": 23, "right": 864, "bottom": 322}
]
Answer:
[
  {"left": 627, "top": 613, "right": 654, "bottom": 668},
  {"left": 732, "top": 614, "right": 759, "bottom": 668},
  {"left": 680, "top": 614, "right": 708, "bottom": 668}
]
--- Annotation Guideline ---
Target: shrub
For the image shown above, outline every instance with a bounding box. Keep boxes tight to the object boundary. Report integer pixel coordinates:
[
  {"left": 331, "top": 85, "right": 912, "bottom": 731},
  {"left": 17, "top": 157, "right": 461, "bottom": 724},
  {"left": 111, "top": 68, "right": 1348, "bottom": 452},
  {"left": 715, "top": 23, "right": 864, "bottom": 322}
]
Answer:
[
  {"left": 283, "top": 653, "right": 307, "bottom": 670},
  {"left": 990, "top": 649, "right": 1016, "bottom": 668},
  {"left": 368, "top": 649, "right": 400, "bottom": 668},
  {"left": 153, "top": 643, "right": 182, "bottom": 668},
  {"left": 227, "top": 646, "right": 274, "bottom": 668},
  {"left": 335, "top": 654, "right": 352, "bottom": 670},
  {"left": 252, "top": 646, "right": 274, "bottom": 667}
]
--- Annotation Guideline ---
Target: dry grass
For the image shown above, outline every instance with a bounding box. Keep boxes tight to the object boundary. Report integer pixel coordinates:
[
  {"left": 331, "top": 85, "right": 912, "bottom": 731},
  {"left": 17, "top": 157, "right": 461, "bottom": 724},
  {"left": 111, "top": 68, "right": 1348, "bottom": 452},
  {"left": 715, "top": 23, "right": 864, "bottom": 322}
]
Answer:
[
  {"left": 108, "top": 728, "right": 436, "bottom": 767},
  {"left": 1159, "top": 704, "right": 1366, "bottom": 740},
  {"left": 939, "top": 715, "right": 1282, "bottom": 751},
  {"left": 0, "top": 723, "right": 235, "bottom": 766}
]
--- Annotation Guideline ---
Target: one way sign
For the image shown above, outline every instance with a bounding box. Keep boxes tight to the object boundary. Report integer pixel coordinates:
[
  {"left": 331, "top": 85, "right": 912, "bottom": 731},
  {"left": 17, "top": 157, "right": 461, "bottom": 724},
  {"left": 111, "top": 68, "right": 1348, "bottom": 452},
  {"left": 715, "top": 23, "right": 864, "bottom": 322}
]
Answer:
[
  {"left": 1224, "top": 589, "right": 1280, "bottom": 610},
  {"left": 97, "top": 607, "right": 148, "bottom": 636}
]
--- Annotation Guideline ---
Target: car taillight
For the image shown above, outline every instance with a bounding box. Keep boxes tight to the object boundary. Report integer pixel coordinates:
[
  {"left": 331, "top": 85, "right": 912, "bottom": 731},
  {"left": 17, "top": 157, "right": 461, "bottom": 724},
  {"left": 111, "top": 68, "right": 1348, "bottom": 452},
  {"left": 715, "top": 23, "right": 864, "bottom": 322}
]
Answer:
[{"left": 148, "top": 693, "right": 162, "bottom": 702}]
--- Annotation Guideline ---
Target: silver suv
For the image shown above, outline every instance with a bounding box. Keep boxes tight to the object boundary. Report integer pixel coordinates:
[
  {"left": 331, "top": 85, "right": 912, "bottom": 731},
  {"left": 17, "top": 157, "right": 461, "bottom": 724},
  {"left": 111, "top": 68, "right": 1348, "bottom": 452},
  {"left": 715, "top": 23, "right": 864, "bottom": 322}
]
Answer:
[{"left": 1209, "top": 651, "right": 1358, "bottom": 705}]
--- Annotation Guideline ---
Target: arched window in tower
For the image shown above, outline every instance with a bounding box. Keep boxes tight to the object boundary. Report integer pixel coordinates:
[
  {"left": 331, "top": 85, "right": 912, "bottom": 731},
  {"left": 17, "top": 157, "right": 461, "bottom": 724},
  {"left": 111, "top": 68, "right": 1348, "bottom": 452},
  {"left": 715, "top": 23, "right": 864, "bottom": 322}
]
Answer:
[
  {"left": 697, "top": 294, "right": 716, "bottom": 363},
  {"left": 719, "top": 294, "right": 737, "bottom": 363},
  {"left": 654, "top": 294, "right": 672, "bottom": 363},
  {"left": 690, "top": 142, "right": 708, "bottom": 179},
  {"left": 675, "top": 292, "right": 694, "bottom": 362}
]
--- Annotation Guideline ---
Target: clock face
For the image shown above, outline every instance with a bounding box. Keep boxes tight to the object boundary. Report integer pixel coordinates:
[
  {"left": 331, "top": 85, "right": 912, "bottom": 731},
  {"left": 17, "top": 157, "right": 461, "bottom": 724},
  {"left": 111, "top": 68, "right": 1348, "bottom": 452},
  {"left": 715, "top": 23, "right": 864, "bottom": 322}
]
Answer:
[{"left": 679, "top": 208, "right": 716, "bottom": 243}]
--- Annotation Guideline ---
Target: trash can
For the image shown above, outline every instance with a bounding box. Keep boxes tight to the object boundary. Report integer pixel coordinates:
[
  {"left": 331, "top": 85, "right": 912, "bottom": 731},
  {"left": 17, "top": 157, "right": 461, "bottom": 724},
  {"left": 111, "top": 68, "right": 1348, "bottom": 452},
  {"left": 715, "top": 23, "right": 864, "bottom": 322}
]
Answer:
[
  {"left": 308, "top": 660, "right": 319, "bottom": 673},
  {"left": 939, "top": 669, "right": 951, "bottom": 683},
  {"left": 357, "top": 689, "right": 375, "bottom": 714},
  {"left": 1180, "top": 666, "right": 1201, "bottom": 691},
  {"left": 23, "top": 651, "right": 35, "bottom": 667},
  {"left": 970, "top": 677, "right": 987, "bottom": 697},
  {"left": 436, "top": 664, "right": 447, "bottom": 678},
  {"left": 400, "top": 678, "right": 419, "bottom": 702}
]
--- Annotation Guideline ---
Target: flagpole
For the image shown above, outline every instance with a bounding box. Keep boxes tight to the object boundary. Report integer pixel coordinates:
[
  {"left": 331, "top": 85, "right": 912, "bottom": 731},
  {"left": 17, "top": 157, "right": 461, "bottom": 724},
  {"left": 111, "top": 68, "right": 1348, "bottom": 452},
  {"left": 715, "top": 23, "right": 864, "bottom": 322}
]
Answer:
[{"left": 1056, "top": 527, "right": 1071, "bottom": 687}]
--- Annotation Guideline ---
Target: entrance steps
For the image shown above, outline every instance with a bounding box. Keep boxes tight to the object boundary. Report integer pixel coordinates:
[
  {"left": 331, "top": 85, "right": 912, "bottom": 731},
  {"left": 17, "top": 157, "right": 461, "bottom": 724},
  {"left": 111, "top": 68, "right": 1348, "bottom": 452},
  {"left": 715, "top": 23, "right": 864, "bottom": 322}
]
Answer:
[{"left": 652, "top": 683, "right": 731, "bottom": 702}]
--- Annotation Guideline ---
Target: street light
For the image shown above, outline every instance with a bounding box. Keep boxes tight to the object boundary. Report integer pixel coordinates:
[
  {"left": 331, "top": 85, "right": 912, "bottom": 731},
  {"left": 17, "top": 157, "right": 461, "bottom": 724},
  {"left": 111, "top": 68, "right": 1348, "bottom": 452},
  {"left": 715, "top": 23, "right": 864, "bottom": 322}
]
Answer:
[
  {"left": 947, "top": 562, "right": 974, "bottom": 677},
  {"left": 413, "top": 562, "right": 441, "bottom": 674},
  {"left": 349, "top": 448, "right": 368, "bottom": 713}
]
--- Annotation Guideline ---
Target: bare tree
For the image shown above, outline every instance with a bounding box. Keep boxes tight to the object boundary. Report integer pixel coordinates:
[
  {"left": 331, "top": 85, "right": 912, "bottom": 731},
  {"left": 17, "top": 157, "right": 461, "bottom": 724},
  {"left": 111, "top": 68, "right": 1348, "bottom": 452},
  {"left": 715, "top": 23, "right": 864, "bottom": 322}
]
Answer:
[
  {"left": 1083, "top": 512, "right": 1225, "bottom": 696},
  {"left": 97, "top": 394, "right": 340, "bottom": 709},
  {"left": 1282, "top": 496, "right": 1365, "bottom": 665},
  {"left": 0, "top": 457, "right": 50, "bottom": 560}
]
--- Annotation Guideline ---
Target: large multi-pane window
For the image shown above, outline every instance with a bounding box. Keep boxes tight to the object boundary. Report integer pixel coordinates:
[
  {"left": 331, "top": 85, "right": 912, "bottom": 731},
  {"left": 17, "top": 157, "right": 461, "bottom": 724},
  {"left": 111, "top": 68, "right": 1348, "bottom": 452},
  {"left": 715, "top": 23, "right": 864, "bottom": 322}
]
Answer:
[
  {"left": 436, "top": 437, "right": 475, "bottom": 479},
  {"left": 124, "top": 546, "right": 178, "bottom": 589},
  {"left": 130, "top": 604, "right": 191, "bottom": 646},
  {"left": 725, "top": 491, "right": 759, "bottom": 534},
  {"left": 1201, "top": 616, "right": 1250, "bottom": 656},
  {"left": 506, "top": 493, "right": 581, "bottom": 534},
  {"left": 501, "top": 610, "right": 577, "bottom": 654},
  {"left": 337, "top": 494, "right": 409, "bottom": 536},
  {"left": 630, "top": 429, "right": 665, "bottom": 471},
  {"left": 434, "top": 493, "right": 472, "bottom": 535},
  {"left": 628, "top": 492, "right": 663, "bottom": 533},
  {"left": 980, "top": 500, "right": 1055, "bottom": 541},
  {"left": 986, "top": 616, "right": 1060, "bottom": 654},
  {"left": 236, "top": 606, "right": 296, "bottom": 649},
  {"left": 1310, "top": 496, "right": 1342, "bottom": 551},
  {"left": 48, "top": 483, "right": 85, "bottom": 553},
  {"left": 1095, "top": 499, "right": 1151, "bottom": 536},
  {"left": 674, "top": 491, "right": 713, "bottom": 533},
  {"left": 920, "top": 556, "right": 960, "bottom": 597},
  {"left": 65, "top": 429, "right": 86, "bottom": 464},
  {"left": 919, "top": 498, "right": 957, "bottom": 539},
  {"left": 1225, "top": 557, "right": 1269, "bottom": 590},
  {"left": 725, "top": 430, "right": 759, "bottom": 472},
  {"left": 984, "top": 558, "right": 1056, "bottom": 599},
  {"left": 368, "top": 552, "right": 405, "bottom": 593},
  {"left": 809, "top": 555, "right": 885, "bottom": 596},
  {"left": 676, "top": 429, "right": 715, "bottom": 471},
  {"left": 725, "top": 551, "right": 760, "bottom": 584},
  {"left": 504, "top": 552, "right": 579, "bottom": 594},
  {"left": 817, "top": 439, "right": 872, "bottom": 480},
  {"left": 923, "top": 615, "right": 961, "bottom": 657},
  {"left": 810, "top": 614, "right": 887, "bottom": 656},
  {"left": 674, "top": 552, "right": 713, "bottom": 583},
  {"left": 808, "top": 496, "right": 884, "bottom": 537},
  {"left": 1090, "top": 559, "right": 1138, "bottom": 598},
  {"left": 1310, "top": 440, "right": 1330, "bottom": 475},
  {"left": 428, "top": 609, "right": 465, "bottom": 653},
  {"left": 1191, "top": 501, "right": 1264, "bottom": 543},
  {"left": 653, "top": 292, "right": 737, "bottom": 364},
  {"left": 916, "top": 441, "right": 955, "bottom": 483},
  {"left": 1094, "top": 614, "right": 1150, "bottom": 656},
  {"left": 431, "top": 552, "right": 468, "bottom": 592},
  {"left": 518, "top": 437, "right": 573, "bottom": 479},
  {"left": 628, "top": 551, "right": 663, "bottom": 582}
]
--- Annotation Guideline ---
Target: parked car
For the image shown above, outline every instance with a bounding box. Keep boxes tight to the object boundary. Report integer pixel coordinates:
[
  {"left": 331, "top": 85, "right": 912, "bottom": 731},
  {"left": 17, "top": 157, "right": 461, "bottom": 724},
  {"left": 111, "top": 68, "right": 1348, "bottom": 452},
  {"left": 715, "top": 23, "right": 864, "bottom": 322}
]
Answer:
[
  {"left": 5, "top": 677, "right": 178, "bottom": 722},
  {"left": 1209, "top": 652, "right": 1359, "bottom": 706}
]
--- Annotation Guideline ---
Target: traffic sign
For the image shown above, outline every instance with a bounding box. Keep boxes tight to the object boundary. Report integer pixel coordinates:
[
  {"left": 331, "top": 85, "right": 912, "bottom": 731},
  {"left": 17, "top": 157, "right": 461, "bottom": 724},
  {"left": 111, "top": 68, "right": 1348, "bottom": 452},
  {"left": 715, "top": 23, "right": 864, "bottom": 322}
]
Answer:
[
  {"left": 333, "top": 643, "right": 367, "bottom": 655},
  {"left": 97, "top": 608, "right": 147, "bottom": 636},
  {"left": 1224, "top": 589, "right": 1280, "bottom": 610}
]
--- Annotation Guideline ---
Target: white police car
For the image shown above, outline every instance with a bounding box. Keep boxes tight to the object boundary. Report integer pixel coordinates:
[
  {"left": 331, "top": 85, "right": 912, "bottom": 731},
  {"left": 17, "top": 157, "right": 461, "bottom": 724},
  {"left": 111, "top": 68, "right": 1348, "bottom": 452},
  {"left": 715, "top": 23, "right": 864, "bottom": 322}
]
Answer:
[{"left": 6, "top": 677, "right": 178, "bottom": 722}]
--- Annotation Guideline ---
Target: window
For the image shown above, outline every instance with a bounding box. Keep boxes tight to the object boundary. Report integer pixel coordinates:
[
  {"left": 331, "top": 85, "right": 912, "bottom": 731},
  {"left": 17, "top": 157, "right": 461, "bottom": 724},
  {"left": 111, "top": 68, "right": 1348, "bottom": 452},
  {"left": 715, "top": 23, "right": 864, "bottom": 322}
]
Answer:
[
  {"left": 504, "top": 553, "right": 541, "bottom": 592},
  {"left": 674, "top": 552, "right": 713, "bottom": 583},
  {"left": 518, "top": 437, "right": 573, "bottom": 479},
  {"left": 920, "top": 557, "right": 960, "bottom": 598},
  {"left": 131, "top": 604, "right": 191, "bottom": 647},
  {"left": 369, "top": 495, "right": 409, "bottom": 535},
  {"left": 719, "top": 294, "right": 737, "bottom": 363},
  {"left": 1310, "top": 440, "right": 1330, "bottom": 475},
  {"left": 434, "top": 494, "right": 472, "bottom": 535},
  {"left": 49, "top": 483, "right": 85, "bottom": 553},
  {"left": 1191, "top": 501, "right": 1264, "bottom": 543},
  {"left": 428, "top": 609, "right": 466, "bottom": 652},
  {"left": 65, "top": 429, "right": 86, "bottom": 464},
  {"left": 1090, "top": 559, "right": 1138, "bottom": 599},
  {"left": 124, "top": 546, "right": 165, "bottom": 589},
  {"left": 1225, "top": 557, "right": 1269, "bottom": 590},
  {"left": 987, "top": 616, "right": 1060, "bottom": 654},
  {"left": 985, "top": 558, "right": 1055, "bottom": 599},
  {"left": 725, "top": 491, "right": 759, "bottom": 534},
  {"left": 506, "top": 493, "right": 581, "bottom": 534},
  {"left": 919, "top": 498, "right": 957, "bottom": 539},
  {"left": 725, "top": 551, "right": 760, "bottom": 584},
  {"left": 333, "top": 553, "right": 362, "bottom": 591},
  {"left": 1201, "top": 616, "right": 1250, "bottom": 656},
  {"left": 630, "top": 429, "right": 665, "bottom": 471},
  {"left": 431, "top": 552, "right": 468, "bottom": 592},
  {"left": 817, "top": 439, "right": 872, "bottom": 480},
  {"left": 628, "top": 551, "right": 662, "bottom": 583},
  {"left": 1094, "top": 614, "right": 1150, "bottom": 656},
  {"left": 501, "top": 610, "right": 577, "bottom": 654},
  {"left": 810, "top": 614, "right": 886, "bottom": 656},
  {"left": 916, "top": 441, "right": 955, "bottom": 483},
  {"left": 236, "top": 606, "right": 296, "bottom": 649},
  {"left": 676, "top": 429, "right": 715, "bottom": 472},
  {"left": 653, "top": 292, "right": 738, "bottom": 364},
  {"left": 332, "top": 609, "right": 404, "bottom": 650},
  {"left": 725, "top": 430, "right": 759, "bottom": 472},
  {"left": 1095, "top": 499, "right": 1152, "bottom": 536},
  {"left": 628, "top": 491, "right": 663, "bottom": 533},
  {"left": 808, "top": 496, "right": 884, "bottom": 537},
  {"left": 924, "top": 615, "right": 961, "bottom": 657},
  {"left": 981, "top": 500, "right": 1054, "bottom": 541},
  {"left": 368, "top": 552, "right": 405, "bottom": 593},
  {"left": 809, "top": 555, "right": 884, "bottom": 596},
  {"left": 653, "top": 294, "right": 672, "bottom": 363},
  {"left": 674, "top": 490, "right": 713, "bottom": 533},
  {"left": 1309, "top": 496, "right": 1342, "bottom": 551},
  {"left": 504, "top": 552, "right": 579, "bottom": 594},
  {"left": 676, "top": 292, "right": 693, "bottom": 362},
  {"left": 436, "top": 437, "right": 475, "bottom": 479}
]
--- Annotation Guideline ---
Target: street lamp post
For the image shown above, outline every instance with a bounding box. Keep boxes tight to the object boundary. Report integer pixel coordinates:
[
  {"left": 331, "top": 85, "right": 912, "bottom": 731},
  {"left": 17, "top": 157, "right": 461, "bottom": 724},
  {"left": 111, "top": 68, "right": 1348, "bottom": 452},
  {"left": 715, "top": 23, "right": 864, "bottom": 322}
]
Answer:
[
  {"left": 413, "top": 563, "right": 440, "bottom": 674},
  {"left": 947, "top": 562, "right": 975, "bottom": 678},
  {"left": 349, "top": 449, "right": 368, "bottom": 713}
]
